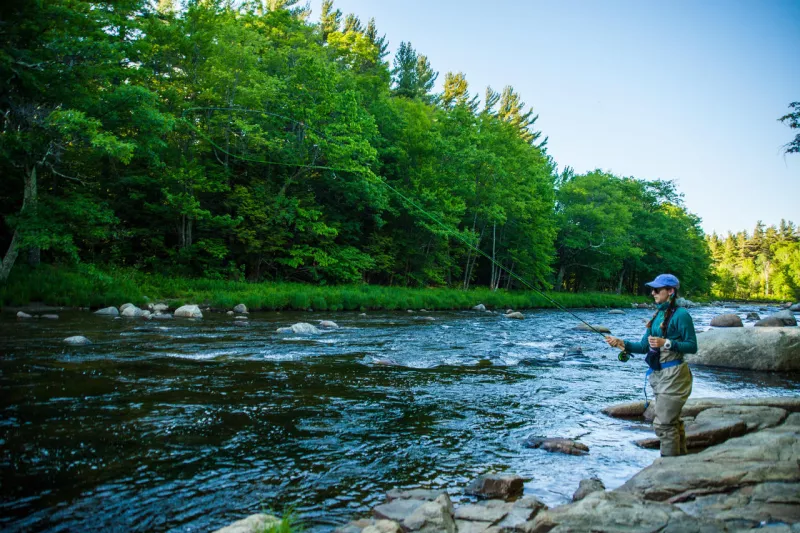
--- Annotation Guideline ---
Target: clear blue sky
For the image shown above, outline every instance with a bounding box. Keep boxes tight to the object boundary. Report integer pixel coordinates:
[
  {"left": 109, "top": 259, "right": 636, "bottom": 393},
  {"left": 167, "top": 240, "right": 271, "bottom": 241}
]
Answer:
[{"left": 311, "top": 0, "right": 799, "bottom": 236}]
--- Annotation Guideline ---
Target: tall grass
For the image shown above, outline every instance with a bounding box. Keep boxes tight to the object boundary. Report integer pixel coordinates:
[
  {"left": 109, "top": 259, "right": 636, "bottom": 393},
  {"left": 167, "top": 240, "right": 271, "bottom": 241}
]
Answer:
[{"left": 1, "top": 265, "right": 649, "bottom": 310}]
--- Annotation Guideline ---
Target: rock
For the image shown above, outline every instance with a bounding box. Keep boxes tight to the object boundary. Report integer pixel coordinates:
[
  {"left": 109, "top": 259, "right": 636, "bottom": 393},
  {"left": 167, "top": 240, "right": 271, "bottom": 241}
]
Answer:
[
  {"left": 523, "top": 437, "right": 589, "bottom": 456},
  {"left": 710, "top": 313, "right": 743, "bottom": 327},
  {"left": 687, "top": 327, "right": 800, "bottom": 371},
  {"left": 276, "top": 322, "right": 320, "bottom": 335},
  {"left": 504, "top": 312, "right": 524, "bottom": 319},
  {"left": 40, "top": 314, "right": 59, "bottom": 319},
  {"left": 359, "top": 313, "right": 367, "bottom": 317},
  {"left": 94, "top": 307, "right": 119, "bottom": 316},
  {"left": 637, "top": 303, "right": 650, "bottom": 309},
  {"left": 153, "top": 303, "right": 169, "bottom": 312},
  {"left": 790, "top": 303, "right": 800, "bottom": 312},
  {"left": 119, "top": 303, "right": 135, "bottom": 313},
  {"left": 319, "top": 320, "right": 339, "bottom": 329},
  {"left": 174, "top": 305, "right": 203, "bottom": 318},
  {"left": 64, "top": 336, "right": 91, "bottom": 345},
  {"left": 121, "top": 305, "right": 143, "bottom": 317},
  {"left": 234, "top": 315, "right": 248, "bottom": 320},
  {"left": 746, "top": 312, "right": 761, "bottom": 321},
  {"left": 212, "top": 513, "right": 281, "bottom": 533},
  {"left": 373, "top": 499, "right": 426, "bottom": 522},
  {"left": 473, "top": 304, "right": 486, "bottom": 311},
  {"left": 755, "top": 310, "right": 798, "bottom": 327},
  {"left": 402, "top": 494, "right": 456, "bottom": 533},
  {"left": 465, "top": 474, "right": 524, "bottom": 500},
  {"left": 233, "top": 303, "right": 248, "bottom": 314},
  {"left": 493, "top": 497, "right": 547, "bottom": 530},
  {"left": 635, "top": 417, "right": 748, "bottom": 450},
  {"left": 694, "top": 405, "right": 789, "bottom": 432},
  {"left": 573, "top": 323, "right": 610, "bottom": 333},
  {"left": 153, "top": 313, "right": 173, "bottom": 320},
  {"left": 563, "top": 346, "right": 583, "bottom": 357},
  {"left": 608, "top": 309, "right": 625, "bottom": 314},
  {"left": 16, "top": 311, "right": 33, "bottom": 319},
  {"left": 141, "top": 310, "right": 152, "bottom": 319},
  {"left": 227, "top": 311, "right": 234, "bottom": 316},
  {"left": 414, "top": 316, "right": 435, "bottom": 322},
  {"left": 619, "top": 417, "right": 800, "bottom": 508},
  {"left": 386, "top": 489, "right": 447, "bottom": 502},
  {"left": 675, "top": 297, "right": 696, "bottom": 308},
  {"left": 572, "top": 477, "right": 605, "bottom": 502},
  {"left": 334, "top": 519, "right": 374, "bottom": 533},
  {"left": 602, "top": 401, "right": 648, "bottom": 419},
  {"left": 233, "top": 321, "right": 249, "bottom": 327},
  {"left": 454, "top": 500, "right": 511, "bottom": 523},
  {"left": 526, "top": 490, "right": 728, "bottom": 533},
  {"left": 419, "top": 309, "right": 428, "bottom": 313},
  {"left": 362, "top": 520, "right": 403, "bottom": 533}
]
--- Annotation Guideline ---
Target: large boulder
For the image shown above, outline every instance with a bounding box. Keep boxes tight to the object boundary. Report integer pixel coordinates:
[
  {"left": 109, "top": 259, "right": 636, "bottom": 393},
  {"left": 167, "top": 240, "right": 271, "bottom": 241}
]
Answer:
[
  {"left": 121, "top": 305, "right": 143, "bottom": 317},
  {"left": 709, "top": 313, "right": 743, "bottom": 327},
  {"left": 94, "top": 307, "right": 119, "bottom": 316},
  {"left": 755, "top": 310, "right": 798, "bottom": 327},
  {"left": 174, "top": 305, "right": 203, "bottom": 318},
  {"left": 686, "top": 327, "right": 800, "bottom": 371}
]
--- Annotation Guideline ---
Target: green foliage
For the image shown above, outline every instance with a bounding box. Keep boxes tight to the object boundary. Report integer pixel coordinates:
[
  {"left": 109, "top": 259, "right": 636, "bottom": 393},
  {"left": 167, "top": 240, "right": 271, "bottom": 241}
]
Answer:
[
  {"left": 0, "top": 0, "right": 741, "bottom": 299},
  {"left": 707, "top": 220, "right": 800, "bottom": 300},
  {"left": 778, "top": 101, "right": 800, "bottom": 155}
]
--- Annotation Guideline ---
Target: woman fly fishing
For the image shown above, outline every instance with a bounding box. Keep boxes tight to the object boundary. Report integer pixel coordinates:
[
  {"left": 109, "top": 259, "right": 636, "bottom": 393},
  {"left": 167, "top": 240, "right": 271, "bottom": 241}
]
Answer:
[{"left": 605, "top": 274, "right": 698, "bottom": 457}]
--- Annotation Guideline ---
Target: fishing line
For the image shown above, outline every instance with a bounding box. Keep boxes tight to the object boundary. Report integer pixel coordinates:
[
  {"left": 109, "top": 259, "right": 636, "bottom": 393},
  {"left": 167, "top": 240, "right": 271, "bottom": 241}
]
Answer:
[{"left": 178, "top": 107, "right": 614, "bottom": 340}]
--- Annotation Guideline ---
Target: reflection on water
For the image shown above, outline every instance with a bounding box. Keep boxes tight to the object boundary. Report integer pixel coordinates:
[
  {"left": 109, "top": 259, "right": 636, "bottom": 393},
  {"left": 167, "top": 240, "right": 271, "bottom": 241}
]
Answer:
[{"left": 0, "top": 304, "right": 797, "bottom": 532}]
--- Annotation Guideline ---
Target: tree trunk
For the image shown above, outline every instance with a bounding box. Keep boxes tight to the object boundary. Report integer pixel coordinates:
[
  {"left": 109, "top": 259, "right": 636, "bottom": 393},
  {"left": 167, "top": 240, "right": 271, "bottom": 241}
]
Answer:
[
  {"left": 616, "top": 268, "right": 625, "bottom": 295},
  {"left": 555, "top": 264, "right": 566, "bottom": 292},
  {"left": 1, "top": 165, "right": 38, "bottom": 282},
  {"left": 490, "top": 222, "right": 496, "bottom": 289}
]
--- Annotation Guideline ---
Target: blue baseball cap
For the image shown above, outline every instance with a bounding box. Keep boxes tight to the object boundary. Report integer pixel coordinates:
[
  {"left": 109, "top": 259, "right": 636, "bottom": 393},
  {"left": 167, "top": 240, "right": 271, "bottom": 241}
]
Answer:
[{"left": 645, "top": 273, "right": 680, "bottom": 289}]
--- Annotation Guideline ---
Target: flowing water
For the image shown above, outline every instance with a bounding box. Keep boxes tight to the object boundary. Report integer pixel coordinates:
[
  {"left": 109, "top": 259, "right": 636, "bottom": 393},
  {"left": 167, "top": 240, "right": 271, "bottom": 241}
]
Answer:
[{"left": 1, "top": 303, "right": 797, "bottom": 532}]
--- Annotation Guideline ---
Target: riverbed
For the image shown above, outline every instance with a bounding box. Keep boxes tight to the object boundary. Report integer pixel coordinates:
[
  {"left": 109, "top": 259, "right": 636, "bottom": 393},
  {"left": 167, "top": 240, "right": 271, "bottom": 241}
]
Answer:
[{"left": 1, "top": 303, "right": 797, "bottom": 532}]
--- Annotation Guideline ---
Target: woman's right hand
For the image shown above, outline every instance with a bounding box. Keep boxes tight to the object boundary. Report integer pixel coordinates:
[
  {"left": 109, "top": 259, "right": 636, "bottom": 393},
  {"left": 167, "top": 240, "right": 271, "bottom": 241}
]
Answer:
[{"left": 605, "top": 335, "right": 624, "bottom": 349}]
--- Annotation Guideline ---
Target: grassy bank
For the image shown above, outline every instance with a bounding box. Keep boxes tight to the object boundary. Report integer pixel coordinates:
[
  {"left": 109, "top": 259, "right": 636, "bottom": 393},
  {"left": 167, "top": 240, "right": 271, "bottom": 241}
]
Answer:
[{"left": 1, "top": 265, "right": 650, "bottom": 311}]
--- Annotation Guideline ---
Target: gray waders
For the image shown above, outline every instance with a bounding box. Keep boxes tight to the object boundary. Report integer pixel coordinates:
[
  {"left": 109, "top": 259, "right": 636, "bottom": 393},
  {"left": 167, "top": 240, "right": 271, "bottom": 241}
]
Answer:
[{"left": 647, "top": 346, "right": 693, "bottom": 456}]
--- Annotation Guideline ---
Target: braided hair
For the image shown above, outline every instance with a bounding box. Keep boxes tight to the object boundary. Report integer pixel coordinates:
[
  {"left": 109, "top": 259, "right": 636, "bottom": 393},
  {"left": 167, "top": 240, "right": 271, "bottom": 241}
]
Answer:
[{"left": 646, "top": 288, "right": 679, "bottom": 336}]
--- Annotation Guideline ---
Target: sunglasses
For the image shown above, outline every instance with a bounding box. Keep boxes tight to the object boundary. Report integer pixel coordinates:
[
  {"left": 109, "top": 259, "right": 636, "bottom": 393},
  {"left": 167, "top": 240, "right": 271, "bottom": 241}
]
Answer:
[{"left": 650, "top": 287, "right": 667, "bottom": 294}]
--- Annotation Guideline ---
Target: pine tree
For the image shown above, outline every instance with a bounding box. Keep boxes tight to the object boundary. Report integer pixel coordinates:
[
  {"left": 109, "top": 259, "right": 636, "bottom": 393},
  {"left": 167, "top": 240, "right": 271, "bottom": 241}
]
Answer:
[
  {"left": 414, "top": 55, "right": 438, "bottom": 103},
  {"left": 319, "top": 0, "right": 341, "bottom": 42},
  {"left": 364, "top": 18, "right": 389, "bottom": 61},
  {"left": 343, "top": 13, "right": 362, "bottom": 33},
  {"left": 392, "top": 41, "right": 418, "bottom": 98},
  {"left": 440, "top": 72, "right": 478, "bottom": 111},
  {"left": 497, "top": 86, "right": 546, "bottom": 148}
]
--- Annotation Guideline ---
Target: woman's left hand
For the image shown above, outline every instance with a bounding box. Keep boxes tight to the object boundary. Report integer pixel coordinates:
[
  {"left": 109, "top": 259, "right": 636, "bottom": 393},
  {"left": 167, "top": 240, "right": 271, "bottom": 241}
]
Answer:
[{"left": 648, "top": 336, "right": 666, "bottom": 348}]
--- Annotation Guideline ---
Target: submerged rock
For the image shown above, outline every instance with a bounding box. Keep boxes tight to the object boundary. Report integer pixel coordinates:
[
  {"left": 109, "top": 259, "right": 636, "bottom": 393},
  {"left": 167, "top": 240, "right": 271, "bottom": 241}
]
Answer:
[
  {"left": 94, "top": 307, "right": 119, "bottom": 316},
  {"left": 276, "top": 322, "right": 320, "bottom": 335},
  {"left": 573, "top": 323, "right": 610, "bottom": 333},
  {"left": 688, "top": 328, "right": 800, "bottom": 371},
  {"left": 710, "top": 313, "right": 743, "bottom": 327},
  {"left": 504, "top": 312, "right": 524, "bottom": 319},
  {"left": 64, "top": 336, "right": 91, "bottom": 345},
  {"left": 523, "top": 437, "right": 590, "bottom": 456},
  {"left": 755, "top": 310, "right": 798, "bottom": 327},
  {"left": 174, "top": 305, "right": 203, "bottom": 318}
]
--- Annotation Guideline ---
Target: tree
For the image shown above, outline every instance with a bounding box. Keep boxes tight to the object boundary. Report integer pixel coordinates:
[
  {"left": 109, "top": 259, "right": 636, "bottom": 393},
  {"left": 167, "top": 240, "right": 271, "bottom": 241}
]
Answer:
[
  {"left": 497, "top": 85, "right": 547, "bottom": 148},
  {"left": 778, "top": 101, "right": 800, "bottom": 155}
]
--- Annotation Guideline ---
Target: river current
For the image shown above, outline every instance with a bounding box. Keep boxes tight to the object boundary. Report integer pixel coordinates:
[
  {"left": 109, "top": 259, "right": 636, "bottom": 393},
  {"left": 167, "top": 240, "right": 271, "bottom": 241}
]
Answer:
[{"left": 1, "top": 303, "right": 797, "bottom": 531}]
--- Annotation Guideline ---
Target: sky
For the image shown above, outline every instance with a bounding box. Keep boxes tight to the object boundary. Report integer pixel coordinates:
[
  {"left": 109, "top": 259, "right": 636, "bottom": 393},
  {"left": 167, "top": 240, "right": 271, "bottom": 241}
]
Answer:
[{"left": 311, "top": 0, "right": 799, "bottom": 236}]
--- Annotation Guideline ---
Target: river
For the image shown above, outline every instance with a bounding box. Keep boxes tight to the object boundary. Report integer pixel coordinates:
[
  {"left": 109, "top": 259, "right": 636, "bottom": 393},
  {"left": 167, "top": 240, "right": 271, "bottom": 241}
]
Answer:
[{"left": 1, "top": 303, "right": 797, "bottom": 531}]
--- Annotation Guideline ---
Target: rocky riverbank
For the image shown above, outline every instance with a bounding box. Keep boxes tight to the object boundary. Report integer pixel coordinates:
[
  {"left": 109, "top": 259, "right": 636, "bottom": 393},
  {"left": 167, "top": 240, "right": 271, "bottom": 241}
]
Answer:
[{"left": 216, "top": 396, "right": 800, "bottom": 532}]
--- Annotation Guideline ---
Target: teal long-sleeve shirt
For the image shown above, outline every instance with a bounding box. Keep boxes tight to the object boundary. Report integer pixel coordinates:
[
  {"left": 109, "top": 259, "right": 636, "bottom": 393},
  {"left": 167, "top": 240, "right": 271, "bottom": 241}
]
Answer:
[{"left": 624, "top": 302, "right": 698, "bottom": 355}]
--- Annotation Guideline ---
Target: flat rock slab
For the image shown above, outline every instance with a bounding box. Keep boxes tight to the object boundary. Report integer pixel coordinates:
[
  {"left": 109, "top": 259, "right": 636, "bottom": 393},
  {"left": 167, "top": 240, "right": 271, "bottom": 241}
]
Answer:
[
  {"left": 675, "top": 481, "right": 800, "bottom": 527},
  {"left": 524, "top": 490, "right": 728, "bottom": 533},
  {"left": 524, "top": 437, "right": 589, "bottom": 456},
  {"left": 454, "top": 500, "right": 511, "bottom": 522},
  {"left": 694, "top": 405, "right": 788, "bottom": 432},
  {"left": 634, "top": 417, "right": 748, "bottom": 450},
  {"left": 212, "top": 513, "right": 280, "bottom": 533},
  {"left": 373, "top": 499, "right": 426, "bottom": 522},
  {"left": 605, "top": 396, "right": 800, "bottom": 420},
  {"left": 386, "top": 488, "right": 447, "bottom": 502}
]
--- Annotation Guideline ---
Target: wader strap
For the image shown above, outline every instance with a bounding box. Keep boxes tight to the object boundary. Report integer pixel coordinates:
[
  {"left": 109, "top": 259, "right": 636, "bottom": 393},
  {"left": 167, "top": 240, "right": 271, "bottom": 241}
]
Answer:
[{"left": 643, "top": 360, "right": 683, "bottom": 409}]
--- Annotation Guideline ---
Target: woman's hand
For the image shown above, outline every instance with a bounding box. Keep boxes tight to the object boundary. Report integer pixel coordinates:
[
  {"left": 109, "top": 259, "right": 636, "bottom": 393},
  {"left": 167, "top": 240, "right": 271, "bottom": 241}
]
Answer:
[
  {"left": 605, "top": 335, "right": 624, "bottom": 349},
  {"left": 648, "top": 336, "right": 666, "bottom": 348}
]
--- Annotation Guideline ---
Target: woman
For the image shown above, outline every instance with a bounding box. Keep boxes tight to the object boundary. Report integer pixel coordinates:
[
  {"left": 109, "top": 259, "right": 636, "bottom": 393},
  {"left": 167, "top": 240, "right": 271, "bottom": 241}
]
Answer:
[{"left": 605, "top": 273, "right": 697, "bottom": 457}]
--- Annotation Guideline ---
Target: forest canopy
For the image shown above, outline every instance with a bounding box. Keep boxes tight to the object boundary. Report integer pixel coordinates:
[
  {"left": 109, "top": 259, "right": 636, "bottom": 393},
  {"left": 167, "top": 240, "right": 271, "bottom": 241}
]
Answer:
[{"left": 1, "top": 0, "right": 797, "bottom": 299}]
